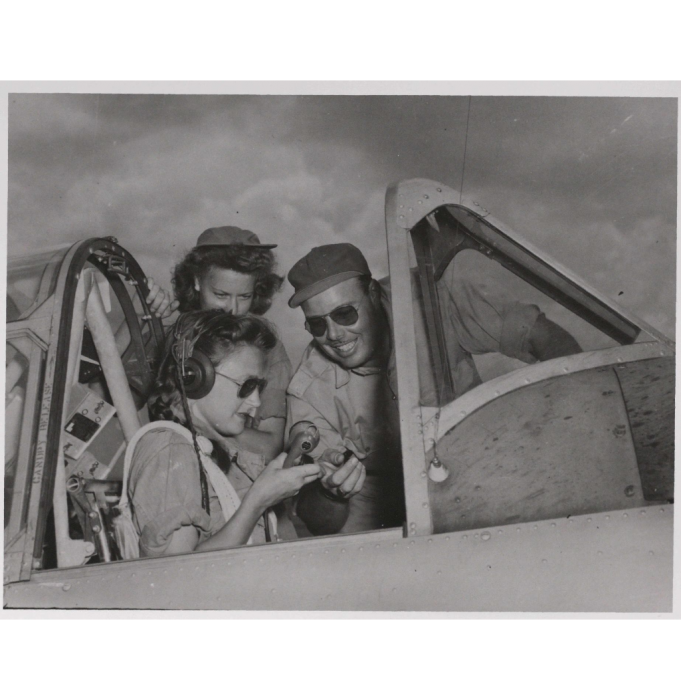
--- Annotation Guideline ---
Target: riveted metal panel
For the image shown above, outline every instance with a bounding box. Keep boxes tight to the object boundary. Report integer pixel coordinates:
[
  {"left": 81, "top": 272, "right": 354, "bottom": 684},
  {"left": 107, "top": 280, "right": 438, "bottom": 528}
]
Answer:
[
  {"left": 429, "top": 367, "right": 645, "bottom": 533},
  {"left": 4, "top": 506, "right": 672, "bottom": 612}
]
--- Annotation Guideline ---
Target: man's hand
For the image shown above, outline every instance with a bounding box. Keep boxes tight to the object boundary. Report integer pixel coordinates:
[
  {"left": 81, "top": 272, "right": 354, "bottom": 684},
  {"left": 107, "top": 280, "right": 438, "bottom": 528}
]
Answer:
[
  {"left": 318, "top": 449, "right": 366, "bottom": 499},
  {"left": 144, "top": 277, "right": 180, "bottom": 319}
]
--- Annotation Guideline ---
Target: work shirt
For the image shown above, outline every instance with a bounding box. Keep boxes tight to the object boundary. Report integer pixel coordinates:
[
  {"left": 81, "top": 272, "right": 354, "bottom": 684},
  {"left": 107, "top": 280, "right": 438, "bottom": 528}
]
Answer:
[
  {"left": 128, "top": 426, "right": 292, "bottom": 557},
  {"left": 258, "top": 336, "right": 292, "bottom": 421},
  {"left": 286, "top": 254, "right": 543, "bottom": 480}
]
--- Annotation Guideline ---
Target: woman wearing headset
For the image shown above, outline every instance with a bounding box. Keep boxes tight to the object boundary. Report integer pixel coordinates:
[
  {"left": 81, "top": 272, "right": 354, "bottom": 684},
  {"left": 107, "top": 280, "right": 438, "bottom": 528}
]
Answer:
[
  {"left": 171, "top": 226, "right": 292, "bottom": 463},
  {"left": 125, "top": 310, "right": 320, "bottom": 558}
]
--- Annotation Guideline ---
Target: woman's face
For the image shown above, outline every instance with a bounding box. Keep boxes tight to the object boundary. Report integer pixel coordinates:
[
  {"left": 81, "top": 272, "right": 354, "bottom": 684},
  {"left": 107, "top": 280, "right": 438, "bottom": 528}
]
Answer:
[
  {"left": 190, "top": 345, "right": 266, "bottom": 439},
  {"left": 195, "top": 267, "right": 256, "bottom": 315}
]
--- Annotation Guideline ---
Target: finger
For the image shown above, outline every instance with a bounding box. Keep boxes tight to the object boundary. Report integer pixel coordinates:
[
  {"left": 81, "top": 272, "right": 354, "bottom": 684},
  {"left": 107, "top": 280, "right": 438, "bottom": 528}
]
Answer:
[
  {"left": 144, "top": 279, "right": 159, "bottom": 302},
  {"left": 150, "top": 291, "right": 167, "bottom": 314},
  {"left": 290, "top": 463, "right": 321, "bottom": 478},
  {"left": 328, "top": 456, "right": 360, "bottom": 487},
  {"left": 345, "top": 464, "right": 366, "bottom": 497},
  {"left": 321, "top": 449, "right": 346, "bottom": 466},
  {"left": 301, "top": 471, "right": 322, "bottom": 485},
  {"left": 337, "top": 462, "right": 363, "bottom": 494},
  {"left": 267, "top": 452, "right": 287, "bottom": 470}
]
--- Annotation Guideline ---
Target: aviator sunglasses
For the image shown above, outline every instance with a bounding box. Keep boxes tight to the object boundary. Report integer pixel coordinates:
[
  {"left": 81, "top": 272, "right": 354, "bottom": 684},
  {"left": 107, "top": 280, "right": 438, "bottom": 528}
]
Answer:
[
  {"left": 304, "top": 301, "right": 365, "bottom": 337},
  {"left": 215, "top": 371, "right": 268, "bottom": 399}
]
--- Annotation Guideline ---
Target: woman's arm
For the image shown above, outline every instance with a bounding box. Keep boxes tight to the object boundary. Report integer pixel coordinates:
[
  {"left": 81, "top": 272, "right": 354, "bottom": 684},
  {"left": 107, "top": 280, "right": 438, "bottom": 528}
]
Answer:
[{"left": 194, "top": 453, "right": 321, "bottom": 552}]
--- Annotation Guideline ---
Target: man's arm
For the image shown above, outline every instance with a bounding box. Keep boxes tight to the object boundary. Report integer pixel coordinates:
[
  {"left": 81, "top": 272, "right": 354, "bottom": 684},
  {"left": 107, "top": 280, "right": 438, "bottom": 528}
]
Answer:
[{"left": 526, "top": 314, "right": 582, "bottom": 361}]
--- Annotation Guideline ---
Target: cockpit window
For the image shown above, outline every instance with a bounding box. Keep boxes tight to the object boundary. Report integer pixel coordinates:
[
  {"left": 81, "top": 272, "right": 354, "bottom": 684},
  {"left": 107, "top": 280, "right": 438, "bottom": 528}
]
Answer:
[
  {"left": 6, "top": 245, "right": 71, "bottom": 321},
  {"left": 408, "top": 205, "right": 647, "bottom": 407}
]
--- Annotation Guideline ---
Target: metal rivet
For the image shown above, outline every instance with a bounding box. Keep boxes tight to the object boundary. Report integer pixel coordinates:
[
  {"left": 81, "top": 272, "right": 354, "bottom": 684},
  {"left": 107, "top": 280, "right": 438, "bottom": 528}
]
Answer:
[
  {"left": 454, "top": 497, "right": 461, "bottom": 503},
  {"left": 445, "top": 536, "right": 450, "bottom": 541},
  {"left": 623, "top": 513, "right": 628, "bottom": 518},
  {"left": 427, "top": 539, "right": 433, "bottom": 544},
  {"left": 649, "top": 551, "right": 655, "bottom": 556},
  {"left": 359, "top": 546, "right": 363, "bottom": 551},
  {"left": 437, "top": 570, "right": 442, "bottom": 575},
  {"left": 481, "top": 532, "right": 491, "bottom": 541},
  {"left": 418, "top": 200, "right": 423, "bottom": 204},
  {"left": 423, "top": 194, "right": 429, "bottom": 199},
  {"left": 639, "top": 510, "right": 646, "bottom": 516},
  {"left": 551, "top": 522, "right": 556, "bottom": 527},
  {"left": 597, "top": 551, "right": 603, "bottom": 556},
  {"left": 541, "top": 559, "right": 548, "bottom": 564},
  {"left": 62, "top": 583, "right": 71, "bottom": 591},
  {"left": 436, "top": 187, "right": 442, "bottom": 192},
  {"left": 462, "top": 534, "right": 468, "bottom": 540},
  {"left": 605, "top": 515, "right": 610, "bottom": 520},
  {"left": 624, "top": 485, "right": 636, "bottom": 497},
  {"left": 422, "top": 502, "right": 428, "bottom": 508},
  {"left": 587, "top": 518, "right": 592, "bottom": 522}
]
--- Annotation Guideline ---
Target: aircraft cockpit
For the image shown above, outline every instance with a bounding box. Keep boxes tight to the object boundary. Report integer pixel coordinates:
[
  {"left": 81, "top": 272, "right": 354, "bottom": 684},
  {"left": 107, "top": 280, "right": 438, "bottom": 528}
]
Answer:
[
  {"left": 5, "top": 238, "right": 165, "bottom": 579},
  {"left": 4, "top": 180, "right": 674, "bottom": 611}
]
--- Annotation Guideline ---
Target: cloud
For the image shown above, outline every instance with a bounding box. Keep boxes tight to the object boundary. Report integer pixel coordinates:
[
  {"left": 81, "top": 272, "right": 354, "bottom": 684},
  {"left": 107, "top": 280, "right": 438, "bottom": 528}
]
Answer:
[{"left": 7, "top": 93, "right": 676, "bottom": 364}]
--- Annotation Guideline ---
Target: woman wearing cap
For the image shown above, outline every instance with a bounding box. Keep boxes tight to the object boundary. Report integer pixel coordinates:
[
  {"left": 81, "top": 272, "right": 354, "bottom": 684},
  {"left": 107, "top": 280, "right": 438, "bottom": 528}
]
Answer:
[
  {"left": 122, "top": 310, "right": 320, "bottom": 557},
  {"left": 171, "top": 226, "right": 292, "bottom": 463}
]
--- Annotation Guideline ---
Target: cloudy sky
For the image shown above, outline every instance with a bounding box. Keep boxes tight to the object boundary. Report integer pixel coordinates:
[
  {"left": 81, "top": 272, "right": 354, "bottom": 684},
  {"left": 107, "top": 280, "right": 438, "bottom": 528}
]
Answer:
[{"left": 7, "top": 93, "right": 677, "bottom": 362}]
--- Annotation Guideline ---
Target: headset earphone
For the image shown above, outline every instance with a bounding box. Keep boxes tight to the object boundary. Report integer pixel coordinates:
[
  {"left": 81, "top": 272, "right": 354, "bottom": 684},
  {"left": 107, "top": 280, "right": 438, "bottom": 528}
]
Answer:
[{"left": 171, "top": 312, "right": 220, "bottom": 400}]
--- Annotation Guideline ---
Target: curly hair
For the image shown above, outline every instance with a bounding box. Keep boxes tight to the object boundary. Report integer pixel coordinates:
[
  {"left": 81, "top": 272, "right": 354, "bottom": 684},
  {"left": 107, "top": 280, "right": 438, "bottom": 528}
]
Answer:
[
  {"left": 172, "top": 245, "right": 283, "bottom": 315},
  {"left": 148, "top": 309, "right": 277, "bottom": 425}
]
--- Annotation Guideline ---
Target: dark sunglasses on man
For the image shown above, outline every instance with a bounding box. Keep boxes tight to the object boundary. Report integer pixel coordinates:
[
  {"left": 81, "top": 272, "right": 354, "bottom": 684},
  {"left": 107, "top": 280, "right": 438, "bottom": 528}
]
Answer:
[{"left": 304, "top": 303, "right": 362, "bottom": 337}]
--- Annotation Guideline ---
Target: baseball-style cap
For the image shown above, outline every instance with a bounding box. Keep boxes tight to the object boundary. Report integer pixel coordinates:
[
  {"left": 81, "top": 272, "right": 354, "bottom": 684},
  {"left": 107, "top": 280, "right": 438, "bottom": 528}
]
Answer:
[
  {"left": 196, "top": 225, "right": 277, "bottom": 249},
  {"left": 288, "top": 243, "right": 371, "bottom": 308}
]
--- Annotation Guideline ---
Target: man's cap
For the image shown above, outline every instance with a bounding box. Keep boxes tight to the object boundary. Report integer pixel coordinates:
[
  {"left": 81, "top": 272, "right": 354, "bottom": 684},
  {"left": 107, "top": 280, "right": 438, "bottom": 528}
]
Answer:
[
  {"left": 288, "top": 243, "right": 371, "bottom": 308},
  {"left": 196, "top": 226, "right": 277, "bottom": 249}
]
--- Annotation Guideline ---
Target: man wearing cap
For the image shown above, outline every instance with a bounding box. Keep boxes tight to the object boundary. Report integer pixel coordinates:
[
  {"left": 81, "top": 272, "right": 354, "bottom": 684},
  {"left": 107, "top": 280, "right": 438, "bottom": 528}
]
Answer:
[{"left": 286, "top": 243, "right": 582, "bottom": 536}]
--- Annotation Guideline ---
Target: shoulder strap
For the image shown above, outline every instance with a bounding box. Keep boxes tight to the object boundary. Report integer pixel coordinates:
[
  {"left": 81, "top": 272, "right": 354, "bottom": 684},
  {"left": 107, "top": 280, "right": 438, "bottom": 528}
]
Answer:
[{"left": 121, "top": 420, "right": 272, "bottom": 544}]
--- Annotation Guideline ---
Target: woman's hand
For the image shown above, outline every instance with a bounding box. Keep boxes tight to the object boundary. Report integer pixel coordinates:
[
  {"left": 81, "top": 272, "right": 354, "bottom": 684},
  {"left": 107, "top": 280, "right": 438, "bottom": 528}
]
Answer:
[
  {"left": 144, "top": 277, "right": 179, "bottom": 319},
  {"left": 248, "top": 452, "right": 321, "bottom": 511}
]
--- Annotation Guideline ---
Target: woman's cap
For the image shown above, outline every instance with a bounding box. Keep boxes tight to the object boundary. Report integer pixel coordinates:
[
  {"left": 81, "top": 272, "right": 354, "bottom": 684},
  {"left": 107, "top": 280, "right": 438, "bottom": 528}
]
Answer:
[
  {"left": 288, "top": 243, "right": 371, "bottom": 308},
  {"left": 196, "top": 226, "right": 277, "bottom": 249}
]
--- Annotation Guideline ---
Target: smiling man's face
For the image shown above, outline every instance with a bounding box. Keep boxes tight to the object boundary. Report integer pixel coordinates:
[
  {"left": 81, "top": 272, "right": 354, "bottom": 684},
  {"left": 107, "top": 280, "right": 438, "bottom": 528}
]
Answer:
[{"left": 301, "top": 277, "right": 387, "bottom": 370}]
